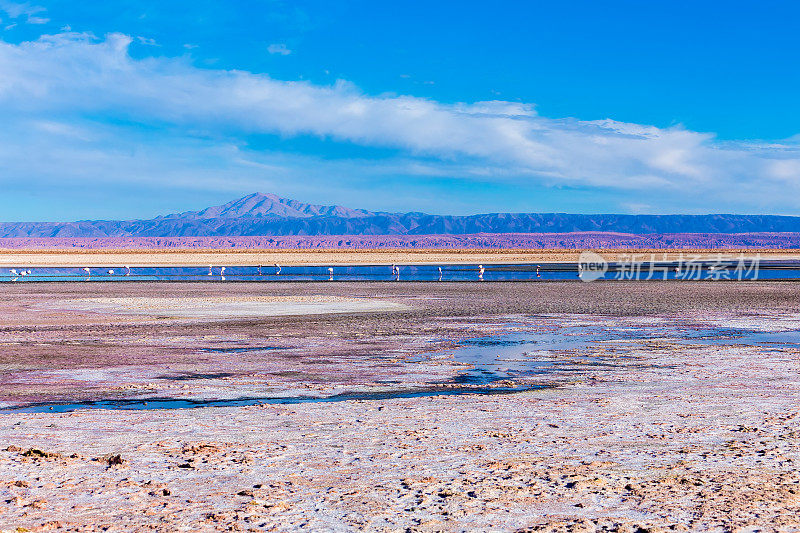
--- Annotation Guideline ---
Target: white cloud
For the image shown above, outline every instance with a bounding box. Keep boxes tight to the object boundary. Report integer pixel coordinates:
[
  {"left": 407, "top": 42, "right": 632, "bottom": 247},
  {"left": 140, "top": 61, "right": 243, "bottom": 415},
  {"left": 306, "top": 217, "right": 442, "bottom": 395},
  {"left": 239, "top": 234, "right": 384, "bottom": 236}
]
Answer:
[
  {"left": 0, "top": 32, "right": 798, "bottom": 213},
  {"left": 267, "top": 43, "right": 291, "bottom": 55},
  {"left": 0, "top": 1, "right": 46, "bottom": 23},
  {"left": 0, "top": 1, "right": 43, "bottom": 17},
  {"left": 136, "top": 36, "right": 158, "bottom": 46}
]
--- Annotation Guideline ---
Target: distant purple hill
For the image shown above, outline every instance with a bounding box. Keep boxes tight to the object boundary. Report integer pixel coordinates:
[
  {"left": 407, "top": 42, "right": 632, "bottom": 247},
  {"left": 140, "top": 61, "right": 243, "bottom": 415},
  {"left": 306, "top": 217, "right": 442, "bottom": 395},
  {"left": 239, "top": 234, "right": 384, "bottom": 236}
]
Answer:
[{"left": 1, "top": 192, "right": 800, "bottom": 248}]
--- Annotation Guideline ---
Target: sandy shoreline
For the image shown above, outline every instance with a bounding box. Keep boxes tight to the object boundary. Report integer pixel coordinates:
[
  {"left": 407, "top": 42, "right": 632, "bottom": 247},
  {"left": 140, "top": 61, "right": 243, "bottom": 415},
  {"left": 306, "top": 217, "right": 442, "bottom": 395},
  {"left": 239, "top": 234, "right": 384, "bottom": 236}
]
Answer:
[{"left": 2, "top": 247, "right": 799, "bottom": 267}]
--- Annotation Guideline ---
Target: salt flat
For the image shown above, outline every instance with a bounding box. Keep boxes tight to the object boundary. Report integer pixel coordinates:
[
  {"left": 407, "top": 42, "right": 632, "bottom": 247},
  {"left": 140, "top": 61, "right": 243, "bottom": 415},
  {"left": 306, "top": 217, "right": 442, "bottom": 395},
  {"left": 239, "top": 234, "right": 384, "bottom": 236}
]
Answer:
[
  {"left": 51, "top": 296, "right": 409, "bottom": 318},
  {"left": 1, "top": 282, "right": 800, "bottom": 531}
]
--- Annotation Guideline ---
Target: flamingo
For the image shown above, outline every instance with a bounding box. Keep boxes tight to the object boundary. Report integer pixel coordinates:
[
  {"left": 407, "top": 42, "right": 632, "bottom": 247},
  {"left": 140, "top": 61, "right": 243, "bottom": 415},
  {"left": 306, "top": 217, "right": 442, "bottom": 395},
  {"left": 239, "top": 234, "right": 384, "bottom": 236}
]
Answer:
[
  {"left": 275, "top": 264, "right": 281, "bottom": 275},
  {"left": 478, "top": 264, "right": 485, "bottom": 281},
  {"left": 328, "top": 267, "right": 334, "bottom": 281},
  {"left": 108, "top": 269, "right": 114, "bottom": 275},
  {"left": 208, "top": 265, "right": 213, "bottom": 276},
  {"left": 438, "top": 266, "right": 442, "bottom": 281}
]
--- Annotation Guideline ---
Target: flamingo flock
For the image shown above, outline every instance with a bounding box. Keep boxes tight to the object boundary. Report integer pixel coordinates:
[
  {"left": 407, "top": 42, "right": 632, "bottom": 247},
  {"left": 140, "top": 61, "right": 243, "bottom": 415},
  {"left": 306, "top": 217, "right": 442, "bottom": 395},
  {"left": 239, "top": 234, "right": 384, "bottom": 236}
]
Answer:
[{"left": 0, "top": 263, "right": 521, "bottom": 282}]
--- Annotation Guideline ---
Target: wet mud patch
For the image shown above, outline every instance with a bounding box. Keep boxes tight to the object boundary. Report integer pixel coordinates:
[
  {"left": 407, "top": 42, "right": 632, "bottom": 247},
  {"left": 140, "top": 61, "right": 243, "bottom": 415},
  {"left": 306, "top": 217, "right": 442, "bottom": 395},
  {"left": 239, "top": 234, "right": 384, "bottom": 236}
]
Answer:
[
  {"left": 199, "top": 346, "right": 284, "bottom": 354},
  {"left": 156, "top": 372, "right": 236, "bottom": 381},
  {"left": 5, "top": 384, "right": 547, "bottom": 413}
]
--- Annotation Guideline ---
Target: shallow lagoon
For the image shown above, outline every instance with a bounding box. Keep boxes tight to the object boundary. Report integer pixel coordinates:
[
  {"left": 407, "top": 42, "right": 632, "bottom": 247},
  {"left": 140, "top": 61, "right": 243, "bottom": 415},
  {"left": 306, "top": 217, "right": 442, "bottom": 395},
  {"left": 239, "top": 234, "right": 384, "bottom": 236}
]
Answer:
[{"left": 2, "top": 260, "right": 800, "bottom": 282}]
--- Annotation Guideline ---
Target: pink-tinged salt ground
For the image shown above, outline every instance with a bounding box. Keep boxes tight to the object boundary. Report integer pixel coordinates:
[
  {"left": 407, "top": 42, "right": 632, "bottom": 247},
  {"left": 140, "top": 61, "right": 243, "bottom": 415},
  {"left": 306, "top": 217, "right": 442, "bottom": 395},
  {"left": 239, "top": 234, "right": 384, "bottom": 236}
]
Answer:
[
  {"left": 2, "top": 232, "right": 800, "bottom": 250},
  {"left": 3, "top": 283, "right": 800, "bottom": 530}
]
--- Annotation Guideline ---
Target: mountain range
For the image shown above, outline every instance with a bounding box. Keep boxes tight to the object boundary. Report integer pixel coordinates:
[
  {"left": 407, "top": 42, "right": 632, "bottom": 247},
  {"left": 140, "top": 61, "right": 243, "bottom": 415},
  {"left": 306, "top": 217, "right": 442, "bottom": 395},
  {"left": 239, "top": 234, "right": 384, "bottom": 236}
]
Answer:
[{"left": 3, "top": 192, "right": 800, "bottom": 238}]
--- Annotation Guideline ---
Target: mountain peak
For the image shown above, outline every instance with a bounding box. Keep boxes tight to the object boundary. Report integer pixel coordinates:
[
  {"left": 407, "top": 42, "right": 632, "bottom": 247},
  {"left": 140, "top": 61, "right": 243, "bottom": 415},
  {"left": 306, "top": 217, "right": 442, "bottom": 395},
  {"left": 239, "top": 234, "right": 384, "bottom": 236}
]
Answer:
[
  {"left": 163, "top": 192, "right": 376, "bottom": 219},
  {"left": 4, "top": 192, "right": 800, "bottom": 238}
]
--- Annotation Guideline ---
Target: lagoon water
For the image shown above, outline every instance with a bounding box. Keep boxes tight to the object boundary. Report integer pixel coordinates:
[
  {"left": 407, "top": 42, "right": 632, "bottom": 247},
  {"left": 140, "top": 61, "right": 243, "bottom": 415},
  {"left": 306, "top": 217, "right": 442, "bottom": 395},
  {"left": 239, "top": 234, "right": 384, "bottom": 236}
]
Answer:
[{"left": 2, "top": 261, "right": 799, "bottom": 282}]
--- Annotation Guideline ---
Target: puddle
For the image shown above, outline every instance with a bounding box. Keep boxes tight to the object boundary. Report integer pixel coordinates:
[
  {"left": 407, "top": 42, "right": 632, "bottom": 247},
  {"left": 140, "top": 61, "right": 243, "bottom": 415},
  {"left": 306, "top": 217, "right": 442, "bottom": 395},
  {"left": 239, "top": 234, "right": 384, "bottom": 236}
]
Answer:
[
  {"left": 3, "top": 385, "right": 541, "bottom": 413},
  {"left": 683, "top": 329, "right": 800, "bottom": 346},
  {"left": 200, "top": 346, "right": 284, "bottom": 354},
  {"left": 434, "top": 327, "right": 625, "bottom": 385},
  {"left": 156, "top": 372, "right": 236, "bottom": 381},
  {"left": 444, "top": 323, "right": 800, "bottom": 385}
]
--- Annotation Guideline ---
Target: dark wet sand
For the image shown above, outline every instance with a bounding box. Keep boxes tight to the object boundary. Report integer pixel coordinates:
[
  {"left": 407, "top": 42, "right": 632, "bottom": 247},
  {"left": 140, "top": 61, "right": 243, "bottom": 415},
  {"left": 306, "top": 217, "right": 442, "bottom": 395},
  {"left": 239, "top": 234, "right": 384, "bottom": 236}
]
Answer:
[{"left": 4, "top": 279, "right": 800, "bottom": 318}]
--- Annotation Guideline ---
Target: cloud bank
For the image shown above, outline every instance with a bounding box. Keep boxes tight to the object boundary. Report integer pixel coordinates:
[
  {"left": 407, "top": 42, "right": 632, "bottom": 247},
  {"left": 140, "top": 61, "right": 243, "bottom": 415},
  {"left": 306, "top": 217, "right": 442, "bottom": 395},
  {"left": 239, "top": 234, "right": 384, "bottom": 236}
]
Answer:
[{"left": 0, "top": 31, "right": 798, "bottom": 214}]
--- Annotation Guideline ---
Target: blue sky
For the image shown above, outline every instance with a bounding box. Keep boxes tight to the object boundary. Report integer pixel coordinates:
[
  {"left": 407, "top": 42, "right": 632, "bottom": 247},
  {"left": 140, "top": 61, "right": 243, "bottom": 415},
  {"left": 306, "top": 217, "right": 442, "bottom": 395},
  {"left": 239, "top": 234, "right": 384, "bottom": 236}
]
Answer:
[{"left": 1, "top": 0, "right": 799, "bottom": 221}]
